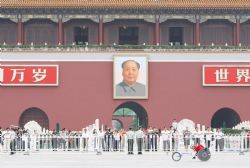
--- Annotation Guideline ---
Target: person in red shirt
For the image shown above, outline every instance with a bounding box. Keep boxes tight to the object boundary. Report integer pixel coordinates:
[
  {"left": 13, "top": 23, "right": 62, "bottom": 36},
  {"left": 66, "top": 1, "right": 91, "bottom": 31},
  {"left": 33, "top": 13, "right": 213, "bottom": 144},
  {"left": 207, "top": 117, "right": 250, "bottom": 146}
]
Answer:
[{"left": 191, "top": 144, "right": 204, "bottom": 159}]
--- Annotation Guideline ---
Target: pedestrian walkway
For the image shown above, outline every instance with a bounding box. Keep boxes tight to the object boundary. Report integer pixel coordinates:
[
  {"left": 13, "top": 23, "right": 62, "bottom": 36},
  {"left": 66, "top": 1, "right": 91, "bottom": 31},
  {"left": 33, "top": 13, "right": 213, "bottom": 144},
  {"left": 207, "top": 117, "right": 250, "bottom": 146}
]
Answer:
[{"left": 0, "top": 151, "right": 250, "bottom": 168}]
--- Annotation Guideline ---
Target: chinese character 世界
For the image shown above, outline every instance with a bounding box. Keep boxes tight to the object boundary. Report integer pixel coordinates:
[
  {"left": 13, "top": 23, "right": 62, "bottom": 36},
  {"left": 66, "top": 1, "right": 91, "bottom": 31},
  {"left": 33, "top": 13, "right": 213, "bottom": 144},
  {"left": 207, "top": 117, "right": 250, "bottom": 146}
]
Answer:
[
  {"left": 236, "top": 69, "right": 250, "bottom": 83},
  {"left": 32, "top": 68, "right": 47, "bottom": 82},
  {"left": 11, "top": 69, "right": 25, "bottom": 82},
  {"left": 214, "top": 68, "right": 229, "bottom": 82}
]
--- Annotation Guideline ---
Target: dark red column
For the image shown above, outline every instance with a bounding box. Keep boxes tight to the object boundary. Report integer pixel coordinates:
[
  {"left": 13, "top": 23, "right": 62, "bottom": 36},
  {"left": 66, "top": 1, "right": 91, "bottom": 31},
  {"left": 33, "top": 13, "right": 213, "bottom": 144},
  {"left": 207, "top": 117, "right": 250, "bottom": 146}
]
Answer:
[
  {"left": 194, "top": 17, "right": 200, "bottom": 45},
  {"left": 98, "top": 16, "right": 104, "bottom": 45},
  {"left": 235, "top": 17, "right": 240, "bottom": 46},
  {"left": 58, "top": 18, "right": 64, "bottom": 44},
  {"left": 17, "top": 18, "right": 23, "bottom": 44},
  {"left": 154, "top": 16, "right": 160, "bottom": 45}
]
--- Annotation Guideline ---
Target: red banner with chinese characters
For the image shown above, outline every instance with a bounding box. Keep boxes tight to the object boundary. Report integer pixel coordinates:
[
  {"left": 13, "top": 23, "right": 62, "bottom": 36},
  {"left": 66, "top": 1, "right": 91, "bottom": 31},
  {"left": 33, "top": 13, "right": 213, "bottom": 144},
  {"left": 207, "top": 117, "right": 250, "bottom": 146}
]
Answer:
[
  {"left": 203, "top": 65, "right": 250, "bottom": 86},
  {"left": 0, "top": 64, "right": 59, "bottom": 86}
]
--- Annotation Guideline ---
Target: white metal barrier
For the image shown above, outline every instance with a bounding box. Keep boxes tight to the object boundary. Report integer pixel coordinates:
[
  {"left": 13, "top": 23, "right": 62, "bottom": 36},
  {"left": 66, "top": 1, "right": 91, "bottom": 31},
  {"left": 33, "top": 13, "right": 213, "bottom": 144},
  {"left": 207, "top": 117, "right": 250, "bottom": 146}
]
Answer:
[{"left": 0, "top": 134, "right": 249, "bottom": 154}]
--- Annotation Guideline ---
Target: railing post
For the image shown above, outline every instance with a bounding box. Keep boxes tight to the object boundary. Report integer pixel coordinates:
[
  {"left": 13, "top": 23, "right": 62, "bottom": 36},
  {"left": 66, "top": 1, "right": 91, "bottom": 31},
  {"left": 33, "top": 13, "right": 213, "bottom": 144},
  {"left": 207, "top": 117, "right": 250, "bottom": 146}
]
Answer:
[{"left": 239, "top": 134, "right": 244, "bottom": 155}]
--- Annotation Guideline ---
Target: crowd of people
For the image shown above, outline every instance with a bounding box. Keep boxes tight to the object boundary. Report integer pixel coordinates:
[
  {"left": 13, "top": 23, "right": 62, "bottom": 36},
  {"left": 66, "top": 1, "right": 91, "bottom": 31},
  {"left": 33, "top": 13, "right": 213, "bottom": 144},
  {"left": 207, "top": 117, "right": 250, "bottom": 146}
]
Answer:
[{"left": 0, "top": 123, "right": 250, "bottom": 155}]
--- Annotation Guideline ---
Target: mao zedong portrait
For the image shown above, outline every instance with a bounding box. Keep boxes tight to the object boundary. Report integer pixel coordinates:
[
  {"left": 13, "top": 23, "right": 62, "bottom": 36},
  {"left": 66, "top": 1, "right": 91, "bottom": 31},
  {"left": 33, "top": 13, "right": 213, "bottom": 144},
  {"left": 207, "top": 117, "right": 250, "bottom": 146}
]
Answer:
[{"left": 116, "top": 60, "right": 146, "bottom": 97}]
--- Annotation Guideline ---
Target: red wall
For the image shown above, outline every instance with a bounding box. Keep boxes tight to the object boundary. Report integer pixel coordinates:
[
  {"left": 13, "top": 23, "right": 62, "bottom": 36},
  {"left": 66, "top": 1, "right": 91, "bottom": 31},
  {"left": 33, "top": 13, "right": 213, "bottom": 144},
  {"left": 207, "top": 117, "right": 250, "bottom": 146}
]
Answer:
[{"left": 0, "top": 61, "right": 250, "bottom": 130}]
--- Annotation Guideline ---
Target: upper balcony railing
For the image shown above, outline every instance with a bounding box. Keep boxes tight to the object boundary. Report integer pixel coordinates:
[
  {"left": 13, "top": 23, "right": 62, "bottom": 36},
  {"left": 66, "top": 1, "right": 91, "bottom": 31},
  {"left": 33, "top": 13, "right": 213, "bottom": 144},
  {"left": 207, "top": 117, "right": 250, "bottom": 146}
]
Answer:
[{"left": 1, "top": 42, "right": 250, "bottom": 52}]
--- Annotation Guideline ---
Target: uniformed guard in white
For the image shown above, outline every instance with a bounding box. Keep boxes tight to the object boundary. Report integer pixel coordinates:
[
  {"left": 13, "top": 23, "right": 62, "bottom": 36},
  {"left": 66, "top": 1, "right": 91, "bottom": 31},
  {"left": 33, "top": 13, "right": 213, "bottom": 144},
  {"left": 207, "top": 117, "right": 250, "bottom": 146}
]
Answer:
[
  {"left": 147, "top": 127, "right": 153, "bottom": 151},
  {"left": 136, "top": 127, "right": 144, "bottom": 154},
  {"left": 126, "top": 128, "right": 135, "bottom": 154},
  {"left": 113, "top": 130, "right": 120, "bottom": 152}
]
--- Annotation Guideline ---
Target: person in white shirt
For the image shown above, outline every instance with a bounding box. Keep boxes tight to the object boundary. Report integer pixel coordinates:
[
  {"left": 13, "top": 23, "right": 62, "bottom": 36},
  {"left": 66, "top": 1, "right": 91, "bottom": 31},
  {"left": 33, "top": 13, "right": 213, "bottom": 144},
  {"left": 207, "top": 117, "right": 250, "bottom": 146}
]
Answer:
[
  {"left": 96, "top": 129, "right": 104, "bottom": 153},
  {"left": 9, "top": 128, "right": 17, "bottom": 155},
  {"left": 172, "top": 128, "right": 179, "bottom": 151},
  {"left": 161, "top": 127, "right": 171, "bottom": 151},
  {"left": 60, "top": 128, "right": 68, "bottom": 150},
  {"left": 193, "top": 127, "right": 202, "bottom": 145},
  {"left": 3, "top": 128, "right": 12, "bottom": 152},
  {"left": 92, "top": 129, "right": 98, "bottom": 151},
  {"left": 30, "top": 130, "right": 38, "bottom": 151},
  {"left": 152, "top": 128, "right": 159, "bottom": 152},
  {"left": 22, "top": 130, "right": 31, "bottom": 153},
  {"left": 183, "top": 127, "right": 191, "bottom": 150},
  {"left": 113, "top": 130, "right": 121, "bottom": 152},
  {"left": 81, "top": 128, "right": 89, "bottom": 151},
  {"left": 204, "top": 127, "right": 213, "bottom": 149},
  {"left": 215, "top": 128, "right": 224, "bottom": 151},
  {"left": 119, "top": 129, "right": 126, "bottom": 151},
  {"left": 126, "top": 128, "right": 135, "bottom": 154},
  {"left": 147, "top": 127, "right": 153, "bottom": 151},
  {"left": 136, "top": 127, "right": 144, "bottom": 154}
]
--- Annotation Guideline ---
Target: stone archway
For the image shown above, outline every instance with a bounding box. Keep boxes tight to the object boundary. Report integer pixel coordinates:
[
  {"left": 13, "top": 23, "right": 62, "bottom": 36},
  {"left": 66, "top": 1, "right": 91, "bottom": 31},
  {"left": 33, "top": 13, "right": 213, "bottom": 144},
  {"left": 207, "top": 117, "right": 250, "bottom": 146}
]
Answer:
[
  {"left": 211, "top": 107, "right": 241, "bottom": 128},
  {"left": 19, "top": 107, "right": 49, "bottom": 129},
  {"left": 112, "top": 101, "right": 148, "bottom": 130}
]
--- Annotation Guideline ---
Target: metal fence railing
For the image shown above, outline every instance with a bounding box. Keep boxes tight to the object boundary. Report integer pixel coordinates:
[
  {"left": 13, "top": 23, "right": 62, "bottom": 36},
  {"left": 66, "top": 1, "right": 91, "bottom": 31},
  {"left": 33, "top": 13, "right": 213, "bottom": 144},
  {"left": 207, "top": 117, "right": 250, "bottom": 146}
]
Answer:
[{"left": 0, "top": 134, "right": 249, "bottom": 154}]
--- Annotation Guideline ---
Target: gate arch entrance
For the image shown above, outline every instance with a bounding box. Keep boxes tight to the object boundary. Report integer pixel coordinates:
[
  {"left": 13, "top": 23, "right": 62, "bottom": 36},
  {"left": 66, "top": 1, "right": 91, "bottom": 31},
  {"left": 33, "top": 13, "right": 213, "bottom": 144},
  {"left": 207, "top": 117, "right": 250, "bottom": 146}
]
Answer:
[
  {"left": 19, "top": 107, "right": 49, "bottom": 129},
  {"left": 112, "top": 101, "right": 148, "bottom": 130},
  {"left": 211, "top": 107, "right": 241, "bottom": 128}
]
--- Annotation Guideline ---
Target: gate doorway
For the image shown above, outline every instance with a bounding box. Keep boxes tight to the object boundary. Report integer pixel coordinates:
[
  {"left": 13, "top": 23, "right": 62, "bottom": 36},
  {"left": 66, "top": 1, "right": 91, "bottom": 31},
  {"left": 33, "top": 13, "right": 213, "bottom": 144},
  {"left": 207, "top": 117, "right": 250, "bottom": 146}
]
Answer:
[
  {"left": 19, "top": 107, "right": 49, "bottom": 129},
  {"left": 112, "top": 101, "right": 148, "bottom": 130},
  {"left": 211, "top": 108, "right": 241, "bottom": 128}
]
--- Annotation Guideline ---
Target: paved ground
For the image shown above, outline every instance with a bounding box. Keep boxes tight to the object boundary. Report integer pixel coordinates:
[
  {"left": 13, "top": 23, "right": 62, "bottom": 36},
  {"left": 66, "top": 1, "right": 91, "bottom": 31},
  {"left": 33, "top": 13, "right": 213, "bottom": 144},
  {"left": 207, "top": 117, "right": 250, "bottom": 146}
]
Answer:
[{"left": 1, "top": 151, "right": 250, "bottom": 168}]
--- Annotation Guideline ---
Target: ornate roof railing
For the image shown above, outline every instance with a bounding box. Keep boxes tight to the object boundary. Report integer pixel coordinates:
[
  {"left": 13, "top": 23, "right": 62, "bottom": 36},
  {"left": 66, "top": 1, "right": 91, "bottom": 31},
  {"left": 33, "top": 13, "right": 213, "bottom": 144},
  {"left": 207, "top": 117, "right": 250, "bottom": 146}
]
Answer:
[{"left": 1, "top": 44, "right": 250, "bottom": 52}]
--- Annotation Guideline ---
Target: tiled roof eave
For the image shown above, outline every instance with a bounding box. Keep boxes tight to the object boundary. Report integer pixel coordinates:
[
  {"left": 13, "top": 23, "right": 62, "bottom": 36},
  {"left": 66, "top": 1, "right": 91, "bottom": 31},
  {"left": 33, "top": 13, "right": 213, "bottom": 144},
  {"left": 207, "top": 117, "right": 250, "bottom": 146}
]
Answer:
[
  {"left": 2, "top": 0, "right": 250, "bottom": 9},
  {"left": 2, "top": 5, "right": 250, "bottom": 10}
]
